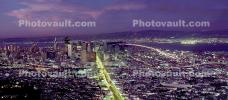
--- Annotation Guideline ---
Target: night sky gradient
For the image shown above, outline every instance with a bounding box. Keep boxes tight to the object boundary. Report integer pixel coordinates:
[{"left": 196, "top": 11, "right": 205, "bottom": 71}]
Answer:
[{"left": 0, "top": 0, "right": 228, "bottom": 38}]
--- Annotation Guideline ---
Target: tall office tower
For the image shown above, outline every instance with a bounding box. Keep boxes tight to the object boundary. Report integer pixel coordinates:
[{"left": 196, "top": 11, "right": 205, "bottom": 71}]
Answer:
[
  {"left": 80, "top": 50, "right": 87, "bottom": 64},
  {"left": 82, "top": 42, "right": 87, "bottom": 50},
  {"left": 53, "top": 37, "right": 57, "bottom": 50},
  {"left": 64, "top": 36, "right": 72, "bottom": 58},
  {"left": 76, "top": 41, "right": 82, "bottom": 51},
  {"left": 67, "top": 44, "right": 72, "bottom": 58},
  {"left": 80, "top": 42, "right": 87, "bottom": 63},
  {"left": 90, "top": 42, "right": 96, "bottom": 52},
  {"left": 87, "top": 43, "right": 92, "bottom": 52}
]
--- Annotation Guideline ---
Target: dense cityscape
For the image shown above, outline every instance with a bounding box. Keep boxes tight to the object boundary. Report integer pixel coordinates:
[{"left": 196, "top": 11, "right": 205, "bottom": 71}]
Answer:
[
  {"left": 0, "top": 37, "right": 227, "bottom": 100},
  {"left": 1, "top": 0, "right": 228, "bottom": 100}
]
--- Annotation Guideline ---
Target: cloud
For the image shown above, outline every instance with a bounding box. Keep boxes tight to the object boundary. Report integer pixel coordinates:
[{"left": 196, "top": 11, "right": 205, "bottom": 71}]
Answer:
[
  {"left": 6, "top": 0, "right": 146, "bottom": 19},
  {"left": 7, "top": 9, "right": 30, "bottom": 19},
  {"left": 106, "top": 3, "right": 146, "bottom": 11},
  {"left": 6, "top": 2, "right": 80, "bottom": 19},
  {"left": 82, "top": 3, "right": 146, "bottom": 18}
]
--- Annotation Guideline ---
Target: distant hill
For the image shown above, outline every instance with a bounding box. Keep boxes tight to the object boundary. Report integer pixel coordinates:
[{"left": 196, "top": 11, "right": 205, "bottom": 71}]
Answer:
[
  {"left": 92, "top": 30, "right": 228, "bottom": 39},
  {"left": 0, "top": 30, "right": 227, "bottom": 42}
]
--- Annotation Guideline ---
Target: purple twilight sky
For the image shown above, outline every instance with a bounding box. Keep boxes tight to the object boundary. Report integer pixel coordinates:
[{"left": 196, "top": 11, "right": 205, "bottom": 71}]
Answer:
[{"left": 0, "top": 0, "right": 228, "bottom": 38}]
